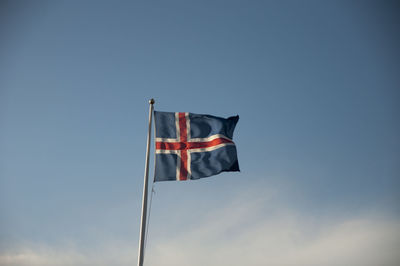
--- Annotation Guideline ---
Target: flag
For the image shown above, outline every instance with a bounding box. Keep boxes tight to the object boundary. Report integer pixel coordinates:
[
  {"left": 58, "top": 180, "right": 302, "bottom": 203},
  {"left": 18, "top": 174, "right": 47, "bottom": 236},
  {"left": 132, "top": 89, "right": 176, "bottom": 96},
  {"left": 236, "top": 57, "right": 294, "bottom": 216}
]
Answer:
[{"left": 154, "top": 111, "right": 239, "bottom": 182}]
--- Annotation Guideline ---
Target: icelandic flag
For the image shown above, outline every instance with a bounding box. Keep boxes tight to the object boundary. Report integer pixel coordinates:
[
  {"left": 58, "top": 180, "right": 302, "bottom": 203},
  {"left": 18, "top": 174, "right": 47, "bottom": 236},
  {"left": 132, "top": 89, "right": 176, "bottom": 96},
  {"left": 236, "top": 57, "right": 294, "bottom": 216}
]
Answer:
[{"left": 154, "top": 111, "right": 239, "bottom": 182}]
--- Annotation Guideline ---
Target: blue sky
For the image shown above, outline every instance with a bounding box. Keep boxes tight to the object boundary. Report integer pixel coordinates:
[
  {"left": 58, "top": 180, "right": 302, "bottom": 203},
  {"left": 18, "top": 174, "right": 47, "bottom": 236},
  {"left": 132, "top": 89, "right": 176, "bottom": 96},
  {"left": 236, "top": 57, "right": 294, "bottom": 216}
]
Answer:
[{"left": 1, "top": 1, "right": 399, "bottom": 265}]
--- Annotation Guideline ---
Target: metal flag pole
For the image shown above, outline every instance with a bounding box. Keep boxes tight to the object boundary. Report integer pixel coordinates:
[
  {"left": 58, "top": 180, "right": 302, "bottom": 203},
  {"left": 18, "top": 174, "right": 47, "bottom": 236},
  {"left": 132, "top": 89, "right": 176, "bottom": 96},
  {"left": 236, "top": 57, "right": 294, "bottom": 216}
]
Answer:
[{"left": 137, "top": 98, "right": 155, "bottom": 266}]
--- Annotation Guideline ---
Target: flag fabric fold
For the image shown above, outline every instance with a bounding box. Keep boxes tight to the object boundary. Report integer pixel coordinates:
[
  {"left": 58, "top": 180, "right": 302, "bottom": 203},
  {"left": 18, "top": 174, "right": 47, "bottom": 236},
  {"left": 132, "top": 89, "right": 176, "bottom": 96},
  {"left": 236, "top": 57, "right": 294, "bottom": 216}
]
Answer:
[{"left": 154, "top": 111, "right": 239, "bottom": 182}]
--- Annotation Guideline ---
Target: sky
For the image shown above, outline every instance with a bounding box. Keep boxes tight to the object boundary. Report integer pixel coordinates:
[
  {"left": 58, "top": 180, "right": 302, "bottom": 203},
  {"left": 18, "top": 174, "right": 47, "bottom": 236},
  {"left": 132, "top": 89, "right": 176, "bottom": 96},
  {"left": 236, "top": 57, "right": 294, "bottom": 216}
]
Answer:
[{"left": 0, "top": 0, "right": 399, "bottom": 265}]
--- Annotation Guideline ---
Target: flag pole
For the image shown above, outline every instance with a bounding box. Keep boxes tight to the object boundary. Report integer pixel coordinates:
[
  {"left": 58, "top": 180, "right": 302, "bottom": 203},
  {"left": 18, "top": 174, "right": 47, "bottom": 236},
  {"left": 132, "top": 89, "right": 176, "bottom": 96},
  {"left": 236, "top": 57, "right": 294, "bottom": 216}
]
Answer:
[{"left": 137, "top": 98, "right": 155, "bottom": 266}]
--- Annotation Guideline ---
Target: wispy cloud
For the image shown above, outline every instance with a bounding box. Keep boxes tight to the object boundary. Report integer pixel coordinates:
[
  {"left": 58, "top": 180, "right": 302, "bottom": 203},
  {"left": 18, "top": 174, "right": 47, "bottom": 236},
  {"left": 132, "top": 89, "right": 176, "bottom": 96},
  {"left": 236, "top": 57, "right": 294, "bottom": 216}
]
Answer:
[
  {"left": 147, "top": 197, "right": 400, "bottom": 266},
  {"left": 0, "top": 244, "right": 135, "bottom": 266},
  {"left": 1, "top": 193, "right": 399, "bottom": 266}
]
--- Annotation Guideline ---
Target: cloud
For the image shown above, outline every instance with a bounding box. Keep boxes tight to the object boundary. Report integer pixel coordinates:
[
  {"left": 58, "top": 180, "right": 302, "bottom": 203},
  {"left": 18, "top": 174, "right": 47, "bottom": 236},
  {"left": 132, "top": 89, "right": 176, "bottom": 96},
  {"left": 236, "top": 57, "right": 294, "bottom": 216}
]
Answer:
[
  {"left": 1, "top": 194, "right": 400, "bottom": 266},
  {"left": 0, "top": 244, "right": 135, "bottom": 266},
  {"left": 147, "top": 198, "right": 400, "bottom": 266}
]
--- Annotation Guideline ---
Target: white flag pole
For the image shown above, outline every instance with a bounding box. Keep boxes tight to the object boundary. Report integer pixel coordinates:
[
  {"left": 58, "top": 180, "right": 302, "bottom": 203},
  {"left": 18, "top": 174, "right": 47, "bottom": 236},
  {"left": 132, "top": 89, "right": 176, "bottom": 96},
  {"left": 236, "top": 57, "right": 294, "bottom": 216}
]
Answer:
[{"left": 137, "top": 98, "right": 155, "bottom": 266}]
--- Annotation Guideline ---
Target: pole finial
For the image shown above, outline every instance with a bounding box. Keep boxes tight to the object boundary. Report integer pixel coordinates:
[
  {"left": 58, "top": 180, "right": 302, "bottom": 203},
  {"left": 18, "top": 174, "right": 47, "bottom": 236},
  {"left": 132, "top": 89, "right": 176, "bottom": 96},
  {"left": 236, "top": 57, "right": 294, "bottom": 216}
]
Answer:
[{"left": 149, "top": 98, "right": 155, "bottom": 105}]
